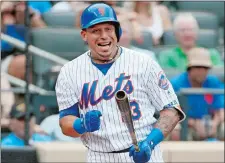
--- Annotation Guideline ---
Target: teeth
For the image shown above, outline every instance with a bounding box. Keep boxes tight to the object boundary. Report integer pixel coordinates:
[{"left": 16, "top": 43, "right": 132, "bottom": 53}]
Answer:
[{"left": 98, "top": 43, "right": 110, "bottom": 46}]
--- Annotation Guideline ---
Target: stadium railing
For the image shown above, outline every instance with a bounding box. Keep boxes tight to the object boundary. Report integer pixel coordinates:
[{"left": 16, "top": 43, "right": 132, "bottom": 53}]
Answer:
[{"left": 177, "top": 88, "right": 224, "bottom": 140}]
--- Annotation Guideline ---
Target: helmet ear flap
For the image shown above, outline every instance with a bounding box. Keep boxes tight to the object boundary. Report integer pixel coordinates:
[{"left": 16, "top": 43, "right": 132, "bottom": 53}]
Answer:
[{"left": 114, "top": 23, "right": 122, "bottom": 42}]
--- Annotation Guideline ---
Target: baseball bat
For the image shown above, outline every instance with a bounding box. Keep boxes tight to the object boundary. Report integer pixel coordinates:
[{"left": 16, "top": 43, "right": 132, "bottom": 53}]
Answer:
[{"left": 115, "top": 90, "right": 140, "bottom": 152}]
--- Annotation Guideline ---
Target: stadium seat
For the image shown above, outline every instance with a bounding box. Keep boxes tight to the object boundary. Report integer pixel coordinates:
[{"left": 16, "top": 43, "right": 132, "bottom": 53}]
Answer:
[
  {"left": 31, "top": 27, "right": 88, "bottom": 59},
  {"left": 131, "top": 30, "right": 153, "bottom": 51},
  {"left": 176, "top": 1, "right": 224, "bottom": 27},
  {"left": 32, "top": 94, "right": 58, "bottom": 124},
  {"left": 209, "top": 66, "right": 224, "bottom": 83},
  {"left": 171, "top": 11, "right": 219, "bottom": 30},
  {"left": 1, "top": 146, "right": 39, "bottom": 163},
  {"left": 31, "top": 27, "right": 88, "bottom": 87},
  {"left": 42, "top": 11, "right": 76, "bottom": 27},
  {"left": 163, "top": 29, "right": 219, "bottom": 48}
]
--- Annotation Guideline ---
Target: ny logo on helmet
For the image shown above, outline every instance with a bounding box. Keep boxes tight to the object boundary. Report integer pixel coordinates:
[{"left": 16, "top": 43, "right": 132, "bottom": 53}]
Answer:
[{"left": 98, "top": 8, "right": 105, "bottom": 16}]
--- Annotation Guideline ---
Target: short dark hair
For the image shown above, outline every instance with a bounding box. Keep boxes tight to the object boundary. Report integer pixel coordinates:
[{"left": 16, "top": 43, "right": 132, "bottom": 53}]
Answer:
[{"left": 187, "top": 66, "right": 210, "bottom": 72}]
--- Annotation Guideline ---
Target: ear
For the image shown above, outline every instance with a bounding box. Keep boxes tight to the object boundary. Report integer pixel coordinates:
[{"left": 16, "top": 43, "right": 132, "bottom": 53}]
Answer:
[{"left": 80, "top": 30, "right": 87, "bottom": 42}]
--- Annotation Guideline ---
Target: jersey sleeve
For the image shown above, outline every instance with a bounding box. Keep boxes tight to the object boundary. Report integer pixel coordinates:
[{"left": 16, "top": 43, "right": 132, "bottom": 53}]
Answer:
[
  {"left": 55, "top": 66, "right": 79, "bottom": 111},
  {"left": 144, "top": 59, "right": 186, "bottom": 122}
]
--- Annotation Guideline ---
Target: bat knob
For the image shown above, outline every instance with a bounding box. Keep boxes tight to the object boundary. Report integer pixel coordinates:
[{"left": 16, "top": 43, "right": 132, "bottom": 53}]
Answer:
[{"left": 134, "top": 145, "right": 140, "bottom": 152}]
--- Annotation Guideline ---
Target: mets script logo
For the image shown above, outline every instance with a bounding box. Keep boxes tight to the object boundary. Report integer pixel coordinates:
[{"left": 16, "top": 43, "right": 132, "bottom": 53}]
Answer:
[
  {"left": 98, "top": 8, "right": 105, "bottom": 16},
  {"left": 79, "top": 73, "right": 134, "bottom": 109},
  {"left": 158, "top": 71, "right": 169, "bottom": 90}
]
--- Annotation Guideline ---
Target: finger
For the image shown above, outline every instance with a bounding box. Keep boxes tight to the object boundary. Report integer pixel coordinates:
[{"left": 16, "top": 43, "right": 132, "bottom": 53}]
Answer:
[
  {"left": 144, "top": 146, "right": 151, "bottom": 161},
  {"left": 94, "top": 110, "right": 102, "bottom": 117},
  {"left": 144, "top": 147, "right": 150, "bottom": 158},
  {"left": 129, "top": 146, "right": 135, "bottom": 157}
]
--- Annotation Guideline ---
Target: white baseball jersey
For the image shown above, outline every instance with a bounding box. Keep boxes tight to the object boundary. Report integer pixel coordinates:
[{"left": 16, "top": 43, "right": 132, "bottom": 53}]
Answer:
[{"left": 55, "top": 47, "right": 185, "bottom": 162}]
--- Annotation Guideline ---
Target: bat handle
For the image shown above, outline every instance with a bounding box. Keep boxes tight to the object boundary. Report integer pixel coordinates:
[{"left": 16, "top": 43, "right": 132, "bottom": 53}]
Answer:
[{"left": 134, "top": 144, "right": 140, "bottom": 152}]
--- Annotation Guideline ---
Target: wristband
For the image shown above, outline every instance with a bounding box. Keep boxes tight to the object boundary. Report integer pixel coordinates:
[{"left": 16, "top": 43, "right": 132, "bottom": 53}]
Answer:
[
  {"left": 73, "top": 118, "right": 86, "bottom": 134},
  {"left": 146, "top": 128, "right": 164, "bottom": 149}
]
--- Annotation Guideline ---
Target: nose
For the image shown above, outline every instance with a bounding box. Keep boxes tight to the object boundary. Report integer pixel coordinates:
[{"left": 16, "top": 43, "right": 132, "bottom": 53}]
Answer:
[{"left": 100, "top": 30, "right": 108, "bottom": 39}]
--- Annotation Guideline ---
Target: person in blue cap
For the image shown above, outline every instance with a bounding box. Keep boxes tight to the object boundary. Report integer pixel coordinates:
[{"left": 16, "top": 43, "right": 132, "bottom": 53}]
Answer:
[
  {"left": 170, "top": 47, "right": 224, "bottom": 141},
  {"left": 1, "top": 103, "right": 53, "bottom": 147}
]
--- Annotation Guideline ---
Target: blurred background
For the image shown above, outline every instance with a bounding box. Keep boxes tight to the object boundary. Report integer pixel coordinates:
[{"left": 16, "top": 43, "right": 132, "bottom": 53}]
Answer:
[{"left": 1, "top": 1, "right": 224, "bottom": 163}]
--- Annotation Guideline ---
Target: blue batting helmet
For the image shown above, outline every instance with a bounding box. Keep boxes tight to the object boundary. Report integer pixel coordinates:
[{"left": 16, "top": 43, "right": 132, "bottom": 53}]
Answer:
[{"left": 80, "top": 3, "right": 122, "bottom": 42}]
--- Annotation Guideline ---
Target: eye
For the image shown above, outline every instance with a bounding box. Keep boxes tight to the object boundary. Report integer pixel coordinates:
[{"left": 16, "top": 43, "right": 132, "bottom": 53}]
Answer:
[
  {"left": 92, "top": 29, "right": 99, "bottom": 33},
  {"left": 106, "top": 27, "right": 112, "bottom": 31}
]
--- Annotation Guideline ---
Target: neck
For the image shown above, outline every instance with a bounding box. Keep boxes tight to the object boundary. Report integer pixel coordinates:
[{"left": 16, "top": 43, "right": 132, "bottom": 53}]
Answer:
[
  {"left": 188, "top": 75, "right": 202, "bottom": 88},
  {"left": 180, "top": 45, "right": 195, "bottom": 55}
]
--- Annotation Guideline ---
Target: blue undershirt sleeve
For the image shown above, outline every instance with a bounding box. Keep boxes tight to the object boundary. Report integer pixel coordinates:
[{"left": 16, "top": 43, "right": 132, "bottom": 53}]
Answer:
[{"left": 59, "top": 103, "right": 80, "bottom": 119}]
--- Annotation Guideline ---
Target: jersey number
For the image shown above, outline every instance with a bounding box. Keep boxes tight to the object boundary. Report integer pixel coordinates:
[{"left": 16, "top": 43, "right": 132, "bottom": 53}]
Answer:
[
  {"left": 130, "top": 100, "right": 142, "bottom": 121},
  {"left": 121, "top": 100, "right": 142, "bottom": 122}
]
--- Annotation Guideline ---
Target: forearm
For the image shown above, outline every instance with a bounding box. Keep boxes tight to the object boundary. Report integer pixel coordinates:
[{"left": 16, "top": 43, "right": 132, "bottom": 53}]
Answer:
[
  {"left": 212, "top": 110, "right": 223, "bottom": 126},
  {"left": 59, "top": 115, "right": 82, "bottom": 138},
  {"left": 154, "top": 108, "right": 181, "bottom": 138}
]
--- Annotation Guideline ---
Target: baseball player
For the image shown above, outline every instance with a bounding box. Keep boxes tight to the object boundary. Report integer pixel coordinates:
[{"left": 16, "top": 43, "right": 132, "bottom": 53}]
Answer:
[{"left": 55, "top": 3, "right": 186, "bottom": 163}]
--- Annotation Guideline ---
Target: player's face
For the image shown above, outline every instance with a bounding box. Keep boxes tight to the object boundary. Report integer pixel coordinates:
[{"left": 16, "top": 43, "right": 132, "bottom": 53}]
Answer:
[
  {"left": 175, "top": 20, "right": 197, "bottom": 49},
  {"left": 81, "top": 23, "right": 118, "bottom": 61}
]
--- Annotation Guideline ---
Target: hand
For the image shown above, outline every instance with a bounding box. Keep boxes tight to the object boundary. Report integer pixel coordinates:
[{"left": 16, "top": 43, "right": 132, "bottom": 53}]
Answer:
[
  {"left": 129, "top": 140, "right": 151, "bottom": 163},
  {"left": 84, "top": 110, "right": 102, "bottom": 132},
  {"left": 194, "top": 119, "right": 207, "bottom": 139},
  {"left": 34, "top": 124, "right": 48, "bottom": 135},
  {"left": 209, "top": 121, "right": 218, "bottom": 138}
]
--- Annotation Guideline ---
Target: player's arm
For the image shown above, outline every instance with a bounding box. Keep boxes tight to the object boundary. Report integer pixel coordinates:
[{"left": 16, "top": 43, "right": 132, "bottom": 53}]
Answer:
[
  {"left": 60, "top": 115, "right": 82, "bottom": 137},
  {"left": 143, "top": 58, "right": 186, "bottom": 149},
  {"left": 59, "top": 103, "right": 102, "bottom": 138},
  {"left": 154, "top": 107, "right": 182, "bottom": 137},
  {"left": 59, "top": 103, "right": 83, "bottom": 137},
  {"left": 55, "top": 66, "right": 102, "bottom": 138},
  {"left": 55, "top": 66, "right": 83, "bottom": 137}
]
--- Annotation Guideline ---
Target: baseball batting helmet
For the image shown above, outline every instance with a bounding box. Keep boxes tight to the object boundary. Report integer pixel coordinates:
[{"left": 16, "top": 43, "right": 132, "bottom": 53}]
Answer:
[{"left": 81, "top": 3, "right": 122, "bottom": 42}]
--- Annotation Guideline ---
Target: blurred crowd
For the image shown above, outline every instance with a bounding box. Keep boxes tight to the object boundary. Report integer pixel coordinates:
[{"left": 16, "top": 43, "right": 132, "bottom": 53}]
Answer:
[{"left": 1, "top": 1, "right": 224, "bottom": 146}]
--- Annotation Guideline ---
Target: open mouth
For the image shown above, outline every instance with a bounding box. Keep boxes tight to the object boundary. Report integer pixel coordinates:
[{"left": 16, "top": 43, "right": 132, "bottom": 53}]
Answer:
[{"left": 97, "top": 42, "right": 111, "bottom": 47}]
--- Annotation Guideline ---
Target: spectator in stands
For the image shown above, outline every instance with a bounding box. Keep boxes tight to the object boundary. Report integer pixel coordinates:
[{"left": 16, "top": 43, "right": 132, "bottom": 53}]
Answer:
[
  {"left": 158, "top": 13, "right": 223, "bottom": 71},
  {"left": 40, "top": 114, "right": 78, "bottom": 141},
  {"left": 50, "top": 1, "right": 91, "bottom": 28},
  {"left": 50, "top": 1, "right": 89, "bottom": 14},
  {"left": 28, "top": 1, "right": 52, "bottom": 14},
  {"left": 1, "top": 103, "right": 53, "bottom": 146},
  {"left": 124, "top": 1, "right": 172, "bottom": 45},
  {"left": 118, "top": 19, "right": 157, "bottom": 61},
  {"left": 170, "top": 47, "right": 224, "bottom": 141},
  {"left": 1, "top": 74, "right": 15, "bottom": 129},
  {"left": 1, "top": 1, "right": 47, "bottom": 80}
]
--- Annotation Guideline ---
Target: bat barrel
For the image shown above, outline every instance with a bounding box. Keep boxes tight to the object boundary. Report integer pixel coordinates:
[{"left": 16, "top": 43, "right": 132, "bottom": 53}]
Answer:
[
  {"left": 115, "top": 90, "right": 127, "bottom": 100},
  {"left": 115, "top": 90, "right": 140, "bottom": 152},
  {"left": 115, "top": 90, "right": 130, "bottom": 113}
]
